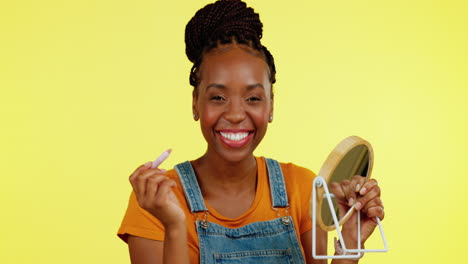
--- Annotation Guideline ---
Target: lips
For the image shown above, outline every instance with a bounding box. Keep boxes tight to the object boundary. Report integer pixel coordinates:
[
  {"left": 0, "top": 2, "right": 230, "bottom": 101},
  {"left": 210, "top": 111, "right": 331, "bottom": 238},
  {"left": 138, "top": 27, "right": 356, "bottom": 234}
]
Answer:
[{"left": 216, "top": 129, "right": 254, "bottom": 148}]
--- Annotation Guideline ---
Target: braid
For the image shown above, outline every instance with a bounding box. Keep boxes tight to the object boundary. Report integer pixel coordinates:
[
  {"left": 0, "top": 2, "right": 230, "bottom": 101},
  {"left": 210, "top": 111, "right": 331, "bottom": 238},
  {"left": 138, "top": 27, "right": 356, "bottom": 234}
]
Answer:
[{"left": 185, "top": 0, "right": 276, "bottom": 89}]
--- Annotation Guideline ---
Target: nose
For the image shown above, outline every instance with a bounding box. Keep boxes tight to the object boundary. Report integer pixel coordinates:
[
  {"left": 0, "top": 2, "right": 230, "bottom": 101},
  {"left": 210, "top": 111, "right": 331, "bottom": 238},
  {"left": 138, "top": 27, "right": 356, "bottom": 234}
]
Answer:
[{"left": 224, "top": 98, "right": 246, "bottom": 124}]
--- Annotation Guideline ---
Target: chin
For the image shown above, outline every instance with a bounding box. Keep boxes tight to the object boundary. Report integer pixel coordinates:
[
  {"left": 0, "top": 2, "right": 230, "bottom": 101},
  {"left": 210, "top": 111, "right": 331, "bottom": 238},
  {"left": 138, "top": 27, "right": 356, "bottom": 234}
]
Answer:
[{"left": 210, "top": 145, "right": 256, "bottom": 164}]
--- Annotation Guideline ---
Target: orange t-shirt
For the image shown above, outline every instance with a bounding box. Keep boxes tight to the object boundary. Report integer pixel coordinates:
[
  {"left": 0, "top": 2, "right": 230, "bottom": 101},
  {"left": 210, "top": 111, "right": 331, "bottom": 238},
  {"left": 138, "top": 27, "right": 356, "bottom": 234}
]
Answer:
[{"left": 117, "top": 156, "right": 316, "bottom": 263}]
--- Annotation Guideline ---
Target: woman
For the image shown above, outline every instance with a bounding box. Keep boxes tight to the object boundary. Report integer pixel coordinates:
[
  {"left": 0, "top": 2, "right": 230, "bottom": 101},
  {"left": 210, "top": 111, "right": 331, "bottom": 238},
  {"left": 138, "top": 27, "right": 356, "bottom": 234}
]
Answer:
[{"left": 117, "top": 1, "right": 384, "bottom": 263}]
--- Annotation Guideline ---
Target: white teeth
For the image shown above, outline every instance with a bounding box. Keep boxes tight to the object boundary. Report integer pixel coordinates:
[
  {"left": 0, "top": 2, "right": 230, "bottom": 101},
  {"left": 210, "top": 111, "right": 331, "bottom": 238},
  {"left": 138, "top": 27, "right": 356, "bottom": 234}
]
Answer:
[{"left": 219, "top": 132, "right": 249, "bottom": 141}]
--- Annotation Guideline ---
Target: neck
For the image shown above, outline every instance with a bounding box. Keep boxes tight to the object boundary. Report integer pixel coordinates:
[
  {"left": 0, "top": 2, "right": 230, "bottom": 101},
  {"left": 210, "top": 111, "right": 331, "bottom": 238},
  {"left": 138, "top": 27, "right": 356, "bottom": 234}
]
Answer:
[{"left": 192, "top": 150, "right": 257, "bottom": 197}]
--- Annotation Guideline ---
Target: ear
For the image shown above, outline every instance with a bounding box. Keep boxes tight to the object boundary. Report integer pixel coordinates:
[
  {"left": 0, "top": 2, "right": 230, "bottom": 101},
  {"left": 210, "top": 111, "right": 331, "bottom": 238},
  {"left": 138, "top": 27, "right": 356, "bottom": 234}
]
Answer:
[
  {"left": 268, "top": 93, "right": 274, "bottom": 123},
  {"left": 268, "top": 87, "right": 275, "bottom": 123},
  {"left": 192, "top": 89, "right": 199, "bottom": 121}
]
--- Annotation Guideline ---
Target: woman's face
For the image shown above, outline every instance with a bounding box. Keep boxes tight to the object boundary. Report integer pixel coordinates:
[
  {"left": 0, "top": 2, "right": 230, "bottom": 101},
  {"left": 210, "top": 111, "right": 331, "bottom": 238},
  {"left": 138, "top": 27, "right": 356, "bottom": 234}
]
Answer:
[{"left": 193, "top": 44, "right": 273, "bottom": 163}]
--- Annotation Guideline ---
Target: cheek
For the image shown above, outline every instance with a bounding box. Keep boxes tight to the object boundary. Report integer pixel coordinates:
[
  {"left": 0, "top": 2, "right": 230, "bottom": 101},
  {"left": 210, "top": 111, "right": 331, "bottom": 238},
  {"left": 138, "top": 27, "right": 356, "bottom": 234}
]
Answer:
[
  {"left": 251, "top": 106, "right": 270, "bottom": 125},
  {"left": 199, "top": 104, "right": 219, "bottom": 126}
]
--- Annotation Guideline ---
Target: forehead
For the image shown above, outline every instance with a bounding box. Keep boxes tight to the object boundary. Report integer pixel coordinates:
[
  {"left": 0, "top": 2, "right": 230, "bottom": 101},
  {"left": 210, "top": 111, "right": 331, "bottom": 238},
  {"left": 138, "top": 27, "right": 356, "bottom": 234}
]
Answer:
[{"left": 199, "top": 45, "right": 270, "bottom": 88}]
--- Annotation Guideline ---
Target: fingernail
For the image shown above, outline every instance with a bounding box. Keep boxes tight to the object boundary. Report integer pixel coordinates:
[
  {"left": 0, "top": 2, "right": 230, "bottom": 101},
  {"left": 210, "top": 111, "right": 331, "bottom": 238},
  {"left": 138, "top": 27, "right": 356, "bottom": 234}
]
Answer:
[
  {"left": 360, "top": 187, "right": 367, "bottom": 195},
  {"left": 348, "top": 198, "right": 354, "bottom": 206},
  {"left": 355, "top": 202, "right": 362, "bottom": 210},
  {"left": 144, "top": 162, "right": 152, "bottom": 167},
  {"left": 355, "top": 184, "right": 361, "bottom": 192},
  {"left": 160, "top": 169, "right": 167, "bottom": 173}
]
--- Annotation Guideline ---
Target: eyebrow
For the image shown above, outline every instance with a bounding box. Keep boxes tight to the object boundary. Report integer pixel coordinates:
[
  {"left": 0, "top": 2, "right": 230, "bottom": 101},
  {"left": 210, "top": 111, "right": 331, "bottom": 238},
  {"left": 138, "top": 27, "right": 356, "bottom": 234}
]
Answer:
[
  {"left": 247, "top": 83, "right": 265, "bottom": 90},
  {"left": 205, "top": 83, "right": 264, "bottom": 91},
  {"left": 205, "top": 83, "right": 226, "bottom": 91}
]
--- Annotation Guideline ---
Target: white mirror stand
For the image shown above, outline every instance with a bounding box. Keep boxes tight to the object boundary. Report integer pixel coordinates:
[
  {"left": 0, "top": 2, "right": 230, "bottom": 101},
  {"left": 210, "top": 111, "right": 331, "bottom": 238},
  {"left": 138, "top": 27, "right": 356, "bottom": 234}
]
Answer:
[{"left": 312, "top": 176, "right": 389, "bottom": 260}]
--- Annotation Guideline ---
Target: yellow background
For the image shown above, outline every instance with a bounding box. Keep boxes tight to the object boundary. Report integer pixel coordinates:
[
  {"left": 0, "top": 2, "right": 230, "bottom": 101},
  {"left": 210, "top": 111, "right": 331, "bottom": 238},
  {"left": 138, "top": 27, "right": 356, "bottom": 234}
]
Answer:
[{"left": 1, "top": 0, "right": 467, "bottom": 263}]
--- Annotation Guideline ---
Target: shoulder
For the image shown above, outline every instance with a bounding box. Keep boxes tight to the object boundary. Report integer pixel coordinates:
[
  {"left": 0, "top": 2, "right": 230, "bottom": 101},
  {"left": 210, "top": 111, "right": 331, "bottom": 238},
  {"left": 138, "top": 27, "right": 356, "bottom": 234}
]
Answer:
[
  {"left": 276, "top": 160, "right": 316, "bottom": 197},
  {"left": 264, "top": 158, "right": 315, "bottom": 233},
  {"left": 261, "top": 157, "right": 316, "bottom": 190},
  {"left": 278, "top": 160, "right": 317, "bottom": 181}
]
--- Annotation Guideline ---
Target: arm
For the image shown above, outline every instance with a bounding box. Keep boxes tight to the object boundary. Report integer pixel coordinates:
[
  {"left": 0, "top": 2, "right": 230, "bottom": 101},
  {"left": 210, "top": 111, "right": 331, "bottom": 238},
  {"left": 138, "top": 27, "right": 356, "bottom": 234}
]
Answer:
[
  {"left": 128, "top": 236, "right": 163, "bottom": 264},
  {"left": 128, "top": 163, "right": 190, "bottom": 264},
  {"left": 128, "top": 223, "right": 188, "bottom": 264}
]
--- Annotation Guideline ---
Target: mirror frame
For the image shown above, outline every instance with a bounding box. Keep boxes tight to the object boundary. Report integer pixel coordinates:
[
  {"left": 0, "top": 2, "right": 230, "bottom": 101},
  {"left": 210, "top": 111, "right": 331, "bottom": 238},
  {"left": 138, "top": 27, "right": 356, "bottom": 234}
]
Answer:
[{"left": 315, "top": 136, "right": 374, "bottom": 231}]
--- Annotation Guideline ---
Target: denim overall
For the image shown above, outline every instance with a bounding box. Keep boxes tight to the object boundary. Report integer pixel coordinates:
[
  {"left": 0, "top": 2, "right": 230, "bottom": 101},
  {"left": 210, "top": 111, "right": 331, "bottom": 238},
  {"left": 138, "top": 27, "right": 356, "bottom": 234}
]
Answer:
[{"left": 174, "top": 158, "right": 305, "bottom": 264}]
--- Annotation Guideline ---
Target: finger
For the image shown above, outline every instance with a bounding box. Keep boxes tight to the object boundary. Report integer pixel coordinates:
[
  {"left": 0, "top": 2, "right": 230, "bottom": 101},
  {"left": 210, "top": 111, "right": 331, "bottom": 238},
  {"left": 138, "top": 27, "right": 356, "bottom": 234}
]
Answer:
[
  {"left": 133, "top": 169, "right": 167, "bottom": 199},
  {"left": 347, "top": 175, "right": 366, "bottom": 206},
  {"left": 168, "top": 187, "right": 179, "bottom": 205},
  {"left": 329, "top": 182, "right": 348, "bottom": 217},
  {"left": 154, "top": 179, "right": 177, "bottom": 206},
  {"left": 145, "top": 175, "right": 169, "bottom": 199},
  {"left": 359, "top": 179, "right": 378, "bottom": 196},
  {"left": 338, "top": 179, "right": 352, "bottom": 205},
  {"left": 129, "top": 162, "right": 154, "bottom": 199},
  {"left": 139, "top": 167, "right": 167, "bottom": 178},
  {"left": 330, "top": 182, "right": 346, "bottom": 203},
  {"left": 356, "top": 184, "right": 381, "bottom": 210},
  {"left": 365, "top": 205, "right": 385, "bottom": 220},
  {"left": 129, "top": 166, "right": 150, "bottom": 199},
  {"left": 129, "top": 162, "right": 152, "bottom": 182},
  {"left": 361, "top": 196, "right": 383, "bottom": 214}
]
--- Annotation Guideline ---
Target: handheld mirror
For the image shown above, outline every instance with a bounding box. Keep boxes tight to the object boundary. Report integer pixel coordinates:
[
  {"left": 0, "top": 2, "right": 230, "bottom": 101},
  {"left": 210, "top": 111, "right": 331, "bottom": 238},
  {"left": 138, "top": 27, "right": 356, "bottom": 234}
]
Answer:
[
  {"left": 310, "top": 136, "right": 388, "bottom": 260},
  {"left": 316, "top": 136, "right": 373, "bottom": 231}
]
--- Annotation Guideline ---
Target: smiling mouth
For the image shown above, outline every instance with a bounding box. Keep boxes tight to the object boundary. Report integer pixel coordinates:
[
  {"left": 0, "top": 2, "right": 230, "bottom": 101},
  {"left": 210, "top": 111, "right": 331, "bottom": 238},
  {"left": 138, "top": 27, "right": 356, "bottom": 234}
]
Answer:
[
  {"left": 216, "top": 130, "right": 254, "bottom": 148},
  {"left": 219, "top": 131, "right": 250, "bottom": 141}
]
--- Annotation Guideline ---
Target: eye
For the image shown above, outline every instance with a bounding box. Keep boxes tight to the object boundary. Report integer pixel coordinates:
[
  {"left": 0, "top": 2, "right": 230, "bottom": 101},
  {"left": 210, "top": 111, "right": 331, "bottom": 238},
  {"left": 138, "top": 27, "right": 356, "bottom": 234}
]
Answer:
[
  {"left": 210, "top": 95, "right": 224, "bottom": 101},
  {"left": 247, "top": 96, "right": 261, "bottom": 102}
]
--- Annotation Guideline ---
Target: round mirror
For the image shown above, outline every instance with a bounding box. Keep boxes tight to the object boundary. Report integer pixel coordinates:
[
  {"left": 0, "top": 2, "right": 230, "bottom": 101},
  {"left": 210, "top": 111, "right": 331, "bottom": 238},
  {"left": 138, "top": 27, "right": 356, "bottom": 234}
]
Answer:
[{"left": 314, "top": 136, "right": 374, "bottom": 231}]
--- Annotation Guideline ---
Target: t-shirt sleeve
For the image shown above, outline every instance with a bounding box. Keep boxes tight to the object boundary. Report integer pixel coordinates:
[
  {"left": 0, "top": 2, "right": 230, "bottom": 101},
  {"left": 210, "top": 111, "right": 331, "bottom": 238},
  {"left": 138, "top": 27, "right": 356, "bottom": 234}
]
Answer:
[
  {"left": 289, "top": 164, "right": 316, "bottom": 235},
  {"left": 117, "top": 191, "right": 165, "bottom": 243},
  {"left": 300, "top": 168, "right": 316, "bottom": 235}
]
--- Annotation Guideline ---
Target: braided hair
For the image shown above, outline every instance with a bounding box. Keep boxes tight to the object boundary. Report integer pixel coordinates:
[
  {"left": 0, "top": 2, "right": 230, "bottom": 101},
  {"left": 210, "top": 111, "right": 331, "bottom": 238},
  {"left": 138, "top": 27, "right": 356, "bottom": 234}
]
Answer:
[{"left": 185, "top": 0, "right": 276, "bottom": 91}]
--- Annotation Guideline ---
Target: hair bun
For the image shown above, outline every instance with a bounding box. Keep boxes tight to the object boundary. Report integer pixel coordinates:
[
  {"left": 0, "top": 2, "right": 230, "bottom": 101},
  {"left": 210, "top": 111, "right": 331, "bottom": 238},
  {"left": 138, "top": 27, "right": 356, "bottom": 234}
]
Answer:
[{"left": 185, "top": 0, "right": 263, "bottom": 63}]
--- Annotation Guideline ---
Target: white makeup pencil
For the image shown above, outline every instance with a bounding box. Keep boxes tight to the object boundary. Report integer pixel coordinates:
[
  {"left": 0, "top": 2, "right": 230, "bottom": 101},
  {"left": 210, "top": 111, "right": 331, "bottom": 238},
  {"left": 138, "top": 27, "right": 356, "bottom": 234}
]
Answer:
[{"left": 151, "top": 149, "right": 172, "bottom": 169}]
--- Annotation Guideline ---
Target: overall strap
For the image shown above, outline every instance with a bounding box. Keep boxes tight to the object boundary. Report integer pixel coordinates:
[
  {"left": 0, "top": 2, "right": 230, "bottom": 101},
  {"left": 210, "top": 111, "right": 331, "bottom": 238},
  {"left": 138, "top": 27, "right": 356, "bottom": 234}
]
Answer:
[
  {"left": 265, "top": 158, "right": 289, "bottom": 208},
  {"left": 174, "top": 161, "right": 207, "bottom": 213}
]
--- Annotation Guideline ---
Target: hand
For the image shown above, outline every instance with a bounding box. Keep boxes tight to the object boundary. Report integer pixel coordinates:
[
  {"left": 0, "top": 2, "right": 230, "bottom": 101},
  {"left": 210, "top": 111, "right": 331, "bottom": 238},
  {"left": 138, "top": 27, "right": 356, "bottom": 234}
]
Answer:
[
  {"left": 330, "top": 176, "right": 385, "bottom": 247},
  {"left": 329, "top": 176, "right": 366, "bottom": 220},
  {"left": 129, "top": 163, "right": 186, "bottom": 228}
]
